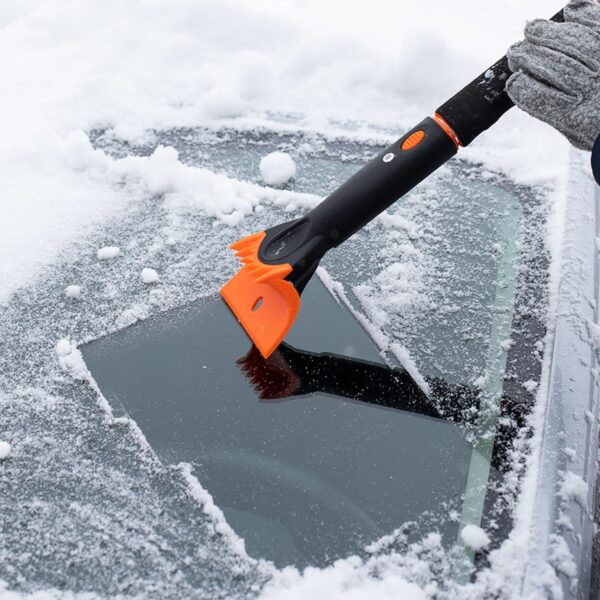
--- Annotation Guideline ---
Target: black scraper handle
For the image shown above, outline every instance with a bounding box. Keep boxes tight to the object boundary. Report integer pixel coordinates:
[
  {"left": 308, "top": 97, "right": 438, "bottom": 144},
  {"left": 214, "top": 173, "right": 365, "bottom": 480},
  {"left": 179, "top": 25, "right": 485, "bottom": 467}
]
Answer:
[
  {"left": 258, "top": 114, "right": 459, "bottom": 290},
  {"left": 437, "top": 8, "right": 565, "bottom": 146},
  {"left": 306, "top": 115, "right": 458, "bottom": 245}
]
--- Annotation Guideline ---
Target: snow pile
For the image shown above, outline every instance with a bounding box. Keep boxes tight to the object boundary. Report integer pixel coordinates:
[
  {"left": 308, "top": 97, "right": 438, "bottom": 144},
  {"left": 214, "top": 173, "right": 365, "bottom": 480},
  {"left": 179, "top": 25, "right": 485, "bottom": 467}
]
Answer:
[
  {"left": 389, "top": 343, "right": 430, "bottom": 396},
  {"left": 55, "top": 338, "right": 73, "bottom": 357},
  {"left": 64, "top": 285, "right": 81, "bottom": 298},
  {"left": 140, "top": 268, "right": 159, "bottom": 284},
  {"left": 260, "top": 152, "right": 297, "bottom": 186},
  {"left": 587, "top": 319, "right": 600, "bottom": 352},
  {"left": 559, "top": 471, "right": 588, "bottom": 508},
  {"left": 522, "top": 380, "right": 538, "bottom": 393},
  {"left": 258, "top": 532, "right": 450, "bottom": 600},
  {"left": 549, "top": 535, "right": 577, "bottom": 579},
  {"left": 45, "top": 131, "right": 318, "bottom": 232},
  {"left": 178, "top": 462, "right": 248, "bottom": 558},
  {"left": 460, "top": 525, "right": 490, "bottom": 552},
  {"left": 115, "top": 303, "right": 151, "bottom": 330},
  {"left": 259, "top": 560, "right": 427, "bottom": 600},
  {"left": 55, "top": 338, "right": 88, "bottom": 380},
  {"left": 97, "top": 246, "right": 121, "bottom": 260}
]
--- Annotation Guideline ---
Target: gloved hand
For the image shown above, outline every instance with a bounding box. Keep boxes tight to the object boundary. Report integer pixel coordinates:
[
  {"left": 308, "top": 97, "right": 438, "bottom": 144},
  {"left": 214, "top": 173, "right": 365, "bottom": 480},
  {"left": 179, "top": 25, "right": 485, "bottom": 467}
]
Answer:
[{"left": 506, "top": 0, "right": 600, "bottom": 151}]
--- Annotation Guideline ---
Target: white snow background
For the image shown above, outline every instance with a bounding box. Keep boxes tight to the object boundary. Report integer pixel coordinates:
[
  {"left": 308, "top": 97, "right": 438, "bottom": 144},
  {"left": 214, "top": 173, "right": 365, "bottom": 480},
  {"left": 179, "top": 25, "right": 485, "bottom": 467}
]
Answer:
[{"left": 0, "top": 0, "right": 582, "bottom": 598}]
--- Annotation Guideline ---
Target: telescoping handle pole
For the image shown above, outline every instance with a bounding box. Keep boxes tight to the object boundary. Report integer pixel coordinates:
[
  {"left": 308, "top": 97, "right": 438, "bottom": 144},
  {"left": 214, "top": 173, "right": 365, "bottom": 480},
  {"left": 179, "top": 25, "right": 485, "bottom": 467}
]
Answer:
[{"left": 303, "top": 9, "right": 565, "bottom": 250}]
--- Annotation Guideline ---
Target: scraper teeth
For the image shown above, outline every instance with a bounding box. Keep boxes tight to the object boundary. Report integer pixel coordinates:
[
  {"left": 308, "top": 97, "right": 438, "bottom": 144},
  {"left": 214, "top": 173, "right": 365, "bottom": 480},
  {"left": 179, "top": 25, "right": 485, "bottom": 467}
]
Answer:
[
  {"left": 229, "top": 231, "right": 295, "bottom": 285},
  {"left": 230, "top": 232, "right": 264, "bottom": 252}
]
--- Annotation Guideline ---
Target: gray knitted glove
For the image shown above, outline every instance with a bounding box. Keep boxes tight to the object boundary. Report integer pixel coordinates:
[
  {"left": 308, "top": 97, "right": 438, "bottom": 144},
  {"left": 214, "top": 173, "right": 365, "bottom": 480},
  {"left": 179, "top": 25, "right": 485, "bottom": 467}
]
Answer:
[{"left": 506, "top": 0, "right": 600, "bottom": 151}]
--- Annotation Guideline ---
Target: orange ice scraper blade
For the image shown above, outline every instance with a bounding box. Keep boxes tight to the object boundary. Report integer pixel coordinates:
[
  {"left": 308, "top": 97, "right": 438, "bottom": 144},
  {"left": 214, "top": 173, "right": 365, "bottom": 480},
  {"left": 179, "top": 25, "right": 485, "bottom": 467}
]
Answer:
[{"left": 220, "top": 232, "right": 301, "bottom": 358}]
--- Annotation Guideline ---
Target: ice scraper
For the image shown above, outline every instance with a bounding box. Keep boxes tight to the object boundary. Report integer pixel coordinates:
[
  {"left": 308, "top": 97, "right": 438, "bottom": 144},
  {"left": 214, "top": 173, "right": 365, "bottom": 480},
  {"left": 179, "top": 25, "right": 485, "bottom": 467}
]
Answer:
[{"left": 221, "top": 9, "right": 565, "bottom": 358}]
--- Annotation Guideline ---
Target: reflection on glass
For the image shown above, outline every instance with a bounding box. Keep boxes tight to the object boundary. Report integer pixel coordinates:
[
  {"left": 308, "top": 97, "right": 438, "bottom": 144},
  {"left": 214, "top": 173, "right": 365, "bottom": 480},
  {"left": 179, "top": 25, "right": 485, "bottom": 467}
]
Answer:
[{"left": 239, "top": 343, "right": 479, "bottom": 427}]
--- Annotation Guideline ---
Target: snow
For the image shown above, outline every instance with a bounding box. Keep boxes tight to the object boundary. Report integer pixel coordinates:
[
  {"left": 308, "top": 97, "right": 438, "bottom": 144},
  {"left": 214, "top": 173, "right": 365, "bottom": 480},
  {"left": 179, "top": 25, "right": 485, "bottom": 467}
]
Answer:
[
  {"left": 0, "top": 581, "right": 97, "bottom": 599},
  {"left": 54, "top": 339, "right": 88, "bottom": 380},
  {"left": 64, "top": 285, "right": 81, "bottom": 298},
  {"left": 460, "top": 525, "right": 490, "bottom": 552},
  {"left": 72, "top": 140, "right": 317, "bottom": 225},
  {"left": 178, "top": 462, "right": 248, "bottom": 558},
  {"left": 473, "top": 376, "right": 488, "bottom": 389},
  {"left": 549, "top": 534, "right": 577, "bottom": 579},
  {"left": 58, "top": 347, "right": 89, "bottom": 381},
  {"left": 587, "top": 319, "right": 600, "bottom": 351},
  {"left": 316, "top": 267, "right": 390, "bottom": 352},
  {"left": 0, "top": 440, "right": 11, "bottom": 460},
  {"left": 259, "top": 559, "right": 427, "bottom": 600},
  {"left": 260, "top": 152, "right": 297, "bottom": 186},
  {"left": 560, "top": 472, "right": 588, "bottom": 508},
  {"left": 55, "top": 338, "right": 73, "bottom": 357},
  {"left": 97, "top": 246, "right": 120, "bottom": 260},
  {"left": 115, "top": 303, "right": 151, "bottom": 329},
  {"left": 140, "top": 268, "right": 159, "bottom": 284},
  {"left": 389, "top": 343, "right": 431, "bottom": 396},
  {"left": 258, "top": 531, "right": 452, "bottom": 600}
]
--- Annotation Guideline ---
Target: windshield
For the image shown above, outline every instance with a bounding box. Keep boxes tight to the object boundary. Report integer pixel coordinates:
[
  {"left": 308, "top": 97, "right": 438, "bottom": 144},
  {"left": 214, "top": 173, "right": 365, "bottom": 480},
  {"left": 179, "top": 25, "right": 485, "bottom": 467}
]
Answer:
[{"left": 79, "top": 128, "right": 547, "bottom": 572}]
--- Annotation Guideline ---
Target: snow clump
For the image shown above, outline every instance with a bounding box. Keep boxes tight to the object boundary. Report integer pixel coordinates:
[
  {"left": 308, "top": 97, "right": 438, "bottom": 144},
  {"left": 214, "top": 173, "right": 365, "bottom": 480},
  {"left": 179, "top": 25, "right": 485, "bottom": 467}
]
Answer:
[
  {"left": 55, "top": 340, "right": 88, "bottom": 380},
  {"left": 560, "top": 472, "right": 588, "bottom": 507},
  {"left": 97, "top": 246, "right": 120, "bottom": 260},
  {"left": 0, "top": 441, "right": 11, "bottom": 460},
  {"left": 55, "top": 338, "right": 73, "bottom": 356},
  {"left": 65, "top": 285, "right": 81, "bottom": 298},
  {"left": 259, "top": 152, "right": 296, "bottom": 186},
  {"left": 460, "top": 524, "right": 490, "bottom": 551},
  {"left": 141, "top": 268, "right": 159, "bottom": 284}
]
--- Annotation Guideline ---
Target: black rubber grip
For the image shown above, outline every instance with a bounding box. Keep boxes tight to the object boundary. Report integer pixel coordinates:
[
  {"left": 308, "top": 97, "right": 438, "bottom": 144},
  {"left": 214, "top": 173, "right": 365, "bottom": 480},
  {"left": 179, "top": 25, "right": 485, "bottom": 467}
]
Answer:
[{"left": 437, "top": 9, "right": 565, "bottom": 146}]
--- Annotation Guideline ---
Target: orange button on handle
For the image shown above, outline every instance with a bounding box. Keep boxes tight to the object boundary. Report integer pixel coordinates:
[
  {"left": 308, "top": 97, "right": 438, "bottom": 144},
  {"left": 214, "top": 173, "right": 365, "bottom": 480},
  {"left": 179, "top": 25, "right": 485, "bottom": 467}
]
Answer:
[{"left": 401, "top": 130, "right": 425, "bottom": 151}]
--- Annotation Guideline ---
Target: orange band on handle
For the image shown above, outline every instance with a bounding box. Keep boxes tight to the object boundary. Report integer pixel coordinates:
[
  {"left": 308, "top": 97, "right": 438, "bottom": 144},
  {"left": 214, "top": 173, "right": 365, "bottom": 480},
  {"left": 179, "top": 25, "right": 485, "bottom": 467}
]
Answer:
[{"left": 433, "top": 113, "right": 462, "bottom": 149}]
